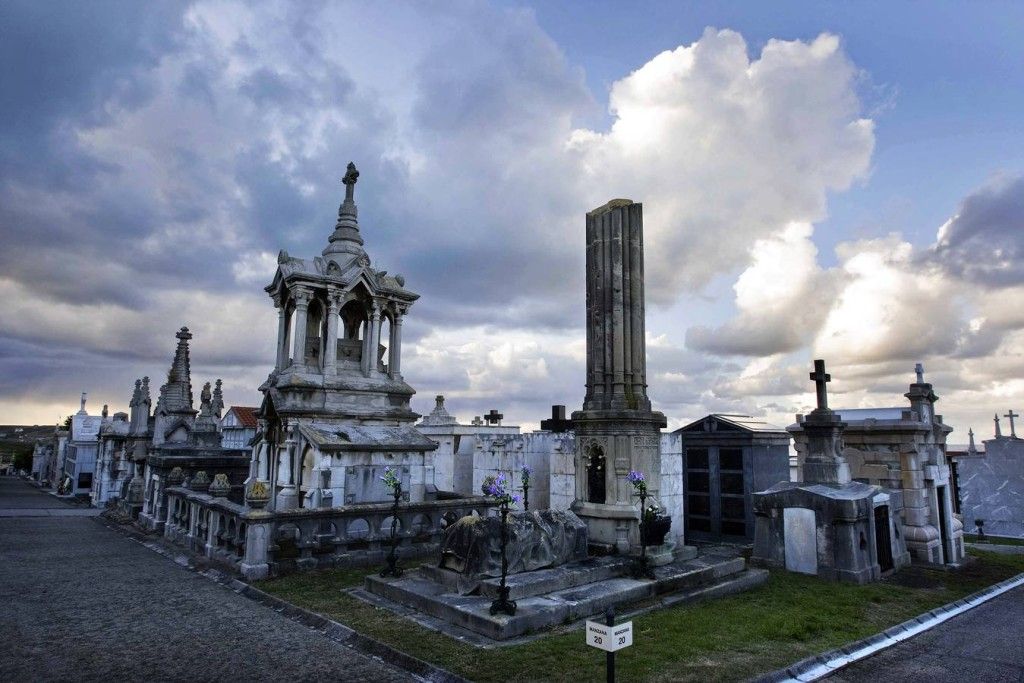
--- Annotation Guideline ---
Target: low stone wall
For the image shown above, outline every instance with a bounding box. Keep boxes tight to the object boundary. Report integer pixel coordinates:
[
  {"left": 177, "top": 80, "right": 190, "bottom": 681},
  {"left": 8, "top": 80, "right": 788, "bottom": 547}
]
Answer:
[{"left": 163, "top": 487, "right": 496, "bottom": 580}]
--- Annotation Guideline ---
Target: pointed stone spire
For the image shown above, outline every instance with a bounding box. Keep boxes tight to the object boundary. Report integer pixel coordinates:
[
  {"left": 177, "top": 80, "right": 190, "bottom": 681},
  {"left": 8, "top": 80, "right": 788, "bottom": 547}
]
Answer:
[
  {"left": 212, "top": 379, "right": 224, "bottom": 418},
  {"left": 323, "top": 161, "right": 366, "bottom": 259},
  {"left": 156, "top": 327, "right": 195, "bottom": 415},
  {"left": 141, "top": 376, "right": 151, "bottom": 407},
  {"left": 968, "top": 428, "right": 977, "bottom": 454},
  {"left": 994, "top": 413, "right": 1002, "bottom": 438},
  {"left": 129, "top": 379, "right": 141, "bottom": 409}
]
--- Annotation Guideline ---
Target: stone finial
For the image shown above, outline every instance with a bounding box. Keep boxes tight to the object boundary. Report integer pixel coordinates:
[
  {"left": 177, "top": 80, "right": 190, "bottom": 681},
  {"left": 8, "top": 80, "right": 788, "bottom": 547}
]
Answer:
[
  {"left": 420, "top": 394, "right": 458, "bottom": 426},
  {"left": 994, "top": 413, "right": 1002, "bottom": 438},
  {"left": 79, "top": 392, "right": 88, "bottom": 414},
  {"left": 102, "top": 404, "right": 109, "bottom": 419},
  {"left": 157, "top": 329, "right": 194, "bottom": 414},
  {"left": 167, "top": 466, "right": 185, "bottom": 486},
  {"left": 324, "top": 161, "right": 365, "bottom": 255},
  {"left": 914, "top": 362, "right": 924, "bottom": 384},
  {"left": 141, "top": 377, "right": 151, "bottom": 403},
  {"left": 212, "top": 379, "right": 224, "bottom": 418},
  {"left": 199, "top": 382, "right": 213, "bottom": 417},
  {"left": 342, "top": 161, "right": 359, "bottom": 197},
  {"left": 246, "top": 480, "right": 271, "bottom": 509},
  {"left": 189, "top": 470, "right": 211, "bottom": 492},
  {"left": 968, "top": 428, "right": 977, "bottom": 453},
  {"left": 209, "top": 473, "right": 231, "bottom": 498},
  {"left": 130, "top": 379, "right": 141, "bottom": 408}
]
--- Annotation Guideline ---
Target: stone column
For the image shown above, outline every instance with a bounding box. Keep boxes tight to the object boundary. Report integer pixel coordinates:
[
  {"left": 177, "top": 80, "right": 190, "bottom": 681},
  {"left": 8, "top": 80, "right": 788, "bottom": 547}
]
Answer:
[
  {"left": 275, "top": 423, "right": 298, "bottom": 510},
  {"left": 389, "top": 311, "right": 404, "bottom": 378},
  {"left": 240, "top": 516, "right": 271, "bottom": 580},
  {"left": 324, "top": 289, "right": 340, "bottom": 375},
  {"left": 274, "top": 296, "right": 288, "bottom": 370},
  {"left": 366, "top": 303, "right": 382, "bottom": 375},
  {"left": 290, "top": 287, "right": 311, "bottom": 368}
]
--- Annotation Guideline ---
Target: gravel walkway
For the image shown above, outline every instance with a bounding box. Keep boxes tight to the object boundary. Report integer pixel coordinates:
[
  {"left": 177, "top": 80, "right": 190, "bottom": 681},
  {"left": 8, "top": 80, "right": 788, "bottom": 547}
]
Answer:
[{"left": 0, "top": 477, "right": 414, "bottom": 682}]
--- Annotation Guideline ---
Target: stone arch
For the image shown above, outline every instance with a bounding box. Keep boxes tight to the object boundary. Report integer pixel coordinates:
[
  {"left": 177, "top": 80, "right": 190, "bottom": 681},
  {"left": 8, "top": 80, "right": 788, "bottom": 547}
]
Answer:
[{"left": 305, "top": 297, "right": 324, "bottom": 369}]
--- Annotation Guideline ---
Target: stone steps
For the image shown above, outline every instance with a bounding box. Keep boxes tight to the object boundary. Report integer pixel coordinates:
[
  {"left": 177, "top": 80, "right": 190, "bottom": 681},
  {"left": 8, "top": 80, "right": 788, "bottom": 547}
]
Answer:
[{"left": 364, "top": 549, "right": 762, "bottom": 641}]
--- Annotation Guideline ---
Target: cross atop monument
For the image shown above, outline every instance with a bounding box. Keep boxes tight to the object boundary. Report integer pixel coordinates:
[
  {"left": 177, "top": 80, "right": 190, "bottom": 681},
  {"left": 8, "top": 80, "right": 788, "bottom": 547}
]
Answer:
[
  {"left": 80, "top": 392, "right": 87, "bottom": 412},
  {"left": 342, "top": 161, "right": 359, "bottom": 201},
  {"left": 471, "top": 416, "right": 483, "bottom": 426},
  {"left": 484, "top": 409, "right": 503, "bottom": 425},
  {"left": 994, "top": 413, "right": 1002, "bottom": 438},
  {"left": 1005, "top": 409, "right": 1019, "bottom": 438},
  {"left": 915, "top": 362, "right": 924, "bottom": 384},
  {"left": 809, "top": 359, "right": 831, "bottom": 411}
]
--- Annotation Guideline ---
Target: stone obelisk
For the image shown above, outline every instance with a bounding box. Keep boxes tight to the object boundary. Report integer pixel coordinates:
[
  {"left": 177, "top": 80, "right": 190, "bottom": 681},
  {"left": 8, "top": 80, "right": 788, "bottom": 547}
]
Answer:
[{"left": 572, "top": 199, "right": 667, "bottom": 555}]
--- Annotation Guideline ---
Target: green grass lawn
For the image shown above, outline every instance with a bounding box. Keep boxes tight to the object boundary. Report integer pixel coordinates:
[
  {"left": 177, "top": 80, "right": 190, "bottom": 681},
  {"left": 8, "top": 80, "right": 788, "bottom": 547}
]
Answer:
[
  {"left": 257, "top": 550, "right": 1024, "bottom": 683},
  {"left": 964, "top": 533, "right": 1024, "bottom": 547}
]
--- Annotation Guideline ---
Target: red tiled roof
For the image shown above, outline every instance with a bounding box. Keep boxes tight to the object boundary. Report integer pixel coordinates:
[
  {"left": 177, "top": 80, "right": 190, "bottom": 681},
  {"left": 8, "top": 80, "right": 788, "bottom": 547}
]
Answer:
[{"left": 227, "top": 406, "right": 259, "bottom": 428}]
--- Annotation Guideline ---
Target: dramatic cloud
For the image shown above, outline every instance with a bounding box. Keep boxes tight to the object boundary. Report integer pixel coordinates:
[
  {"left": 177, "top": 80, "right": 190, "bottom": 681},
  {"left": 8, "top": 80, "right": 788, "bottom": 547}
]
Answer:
[
  {"left": 686, "top": 222, "right": 838, "bottom": 356},
  {"left": 3, "top": 2, "right": 1020, "bottom": 440},
  {"left": 932, "top": 175, "right": 1024, "bottom": 287}
]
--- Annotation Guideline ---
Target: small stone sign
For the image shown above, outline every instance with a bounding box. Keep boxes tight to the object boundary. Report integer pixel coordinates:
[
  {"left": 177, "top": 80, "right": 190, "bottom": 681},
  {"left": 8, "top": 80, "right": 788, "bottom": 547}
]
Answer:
[{"left": 585, "top": 620, "right": 633, "bottom": 652}]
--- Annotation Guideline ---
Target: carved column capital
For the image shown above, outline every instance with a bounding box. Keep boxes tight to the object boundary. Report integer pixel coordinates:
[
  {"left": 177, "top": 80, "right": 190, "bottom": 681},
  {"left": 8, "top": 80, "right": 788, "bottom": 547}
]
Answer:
[{"left": 291, "top": 286, "right": 313, "bottom": 307}]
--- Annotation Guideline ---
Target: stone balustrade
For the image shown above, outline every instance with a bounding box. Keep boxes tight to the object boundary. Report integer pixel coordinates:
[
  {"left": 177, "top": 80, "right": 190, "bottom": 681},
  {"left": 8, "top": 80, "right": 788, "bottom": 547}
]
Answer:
[{"left": 163, "top": 486, "right": 496, "bottom": 580}]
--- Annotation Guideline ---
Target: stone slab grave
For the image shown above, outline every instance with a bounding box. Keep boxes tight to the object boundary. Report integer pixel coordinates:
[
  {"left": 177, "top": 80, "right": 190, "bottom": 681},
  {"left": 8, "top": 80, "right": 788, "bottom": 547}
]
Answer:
[{"left": 362, "top": 509, "right": 765, "bottom": 642}]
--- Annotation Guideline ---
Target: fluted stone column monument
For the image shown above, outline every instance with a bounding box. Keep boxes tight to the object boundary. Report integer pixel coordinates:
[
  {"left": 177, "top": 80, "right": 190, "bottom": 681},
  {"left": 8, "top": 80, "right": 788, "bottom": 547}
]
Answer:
[{"left": 572, "top": 199, "right": 667, "bottom": 554}]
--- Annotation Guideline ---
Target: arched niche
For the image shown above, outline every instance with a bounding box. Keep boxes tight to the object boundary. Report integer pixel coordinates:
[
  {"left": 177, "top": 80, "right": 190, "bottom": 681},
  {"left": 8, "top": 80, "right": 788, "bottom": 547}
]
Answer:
[
  {"left": 586, "top": 443, "right": 606, "bottom": 504},
  {"left": 339, "top": 299, "right": 367, "bottom": 364},
  {"left": 379, "top": 312, "right": 392, "bottom": 373},
  {"left": 305, "top": 298, "right": 324, "bottom": 369}
]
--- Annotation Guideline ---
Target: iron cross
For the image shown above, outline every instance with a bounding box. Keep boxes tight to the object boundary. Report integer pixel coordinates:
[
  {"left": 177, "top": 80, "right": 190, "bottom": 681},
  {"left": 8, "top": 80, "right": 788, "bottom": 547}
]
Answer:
[
  {"left": 1005, "top": 410, "right": 1019, "bottom": 438},
  {"left": 810, "top": 359, "right": 831, "bottom": 411},
  {"left": 484, "top": 409, "right": 504, "bottom": 425}
]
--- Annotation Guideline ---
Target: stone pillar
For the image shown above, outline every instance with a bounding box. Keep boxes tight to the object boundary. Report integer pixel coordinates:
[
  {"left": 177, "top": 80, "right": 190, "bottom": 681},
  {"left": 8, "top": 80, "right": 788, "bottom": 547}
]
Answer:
[
  {"left": 274, "top": 297, "right": 288, "bottom": 370},
  {"left": 366, "top": 303, "right": 382, "bottom": 375},
  {"left": 389, "top": 311, "right": 404, "bottom": 378},
  {"left": 290, "top": 287, "right": 311, "bottom": 368},
  {"left": 240, "top": 516, "right": 271, "bottom": 580},
  {"left": 275, "top": 424, "right": 298, "bottom": 510},
  {"left": 324, "top": 289, "right": 340, "bottom": 375},
  {"left": 573, "top": 199, "right": 667, "bottom": 554}
]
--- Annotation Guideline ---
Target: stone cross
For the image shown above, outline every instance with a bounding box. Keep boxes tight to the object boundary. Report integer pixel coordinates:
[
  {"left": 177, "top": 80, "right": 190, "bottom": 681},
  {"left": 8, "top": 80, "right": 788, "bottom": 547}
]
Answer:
[
  {"left": 915, "top": 362, "right": 924, "bottom": 384},
  {"left": 1005, "top": 409, "right": 1019, "bottom": 438},
  {"left": 342, "top": 162, "right": 359, "bottom": 201},
  {"left": 809, "top": 359, "right": 831, "bottom": 411},
  {"left": 484, "top": 409, "right": 503, "bottom": 425},
  {"left": 471, "top": 416, "right": 483, "bottom": 426}
]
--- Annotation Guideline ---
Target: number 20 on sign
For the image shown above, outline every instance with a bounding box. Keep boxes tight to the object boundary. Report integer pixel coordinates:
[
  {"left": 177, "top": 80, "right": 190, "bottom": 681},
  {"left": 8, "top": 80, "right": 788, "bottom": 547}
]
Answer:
[{"left": 585, "top": 619, "right": 633, "bottom": 652}]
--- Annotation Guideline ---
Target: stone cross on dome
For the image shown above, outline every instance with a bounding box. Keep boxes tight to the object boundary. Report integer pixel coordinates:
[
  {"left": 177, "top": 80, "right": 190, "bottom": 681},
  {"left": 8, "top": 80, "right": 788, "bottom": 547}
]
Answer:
[
  {"left": 809, "top": 359, "right": 831, "bottom": 411},
  {"left": 1005, "top": 409, "right": 1019, "bottom": 438},
  {"left": 484, "top": 409, "right": 504, "bottom": 425},
  {"left": 915, "top": 362, "right": 924, "bottom": 384}
]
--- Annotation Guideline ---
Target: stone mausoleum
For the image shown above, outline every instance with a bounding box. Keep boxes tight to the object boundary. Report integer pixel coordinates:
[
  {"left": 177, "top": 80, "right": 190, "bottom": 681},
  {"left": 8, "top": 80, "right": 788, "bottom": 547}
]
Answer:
[
  {"left": 249, "top": 163, "right": 437, "bottom": 511},
  {"left": 673, "top": 414, "right": 791, "bottom": 543},
  {"left": 753, "top": 360, "right": 910, "bottom": 584},
  {"left": 792, "top": 364, "right": 965, "bottom": 565}
]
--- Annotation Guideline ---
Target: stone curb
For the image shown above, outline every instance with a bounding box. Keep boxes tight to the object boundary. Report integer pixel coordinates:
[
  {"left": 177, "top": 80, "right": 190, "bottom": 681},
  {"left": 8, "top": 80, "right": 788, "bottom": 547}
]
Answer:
[
  {"left": 752, "top": 571, "right": 1024, "bottom": 683},
  {"left": 94, "top": 517, "right": 468, "bottom": 683}
]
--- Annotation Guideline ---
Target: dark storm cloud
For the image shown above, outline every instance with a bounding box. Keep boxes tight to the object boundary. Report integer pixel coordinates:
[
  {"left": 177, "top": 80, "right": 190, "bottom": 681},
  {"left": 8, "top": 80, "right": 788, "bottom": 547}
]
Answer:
[{"left": 931, "top": 175, "right": 1024, "bottom": 287}]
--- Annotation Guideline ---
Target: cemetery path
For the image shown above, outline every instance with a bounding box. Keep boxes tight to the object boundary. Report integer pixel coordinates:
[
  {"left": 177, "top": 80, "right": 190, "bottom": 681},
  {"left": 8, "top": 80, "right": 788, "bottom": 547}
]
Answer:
[
  {"left": 826, "top": 582, "right": 1024, "bottom": 682},
  {"left": 0, "top": 477, "right": 415, "bottom": 683}
]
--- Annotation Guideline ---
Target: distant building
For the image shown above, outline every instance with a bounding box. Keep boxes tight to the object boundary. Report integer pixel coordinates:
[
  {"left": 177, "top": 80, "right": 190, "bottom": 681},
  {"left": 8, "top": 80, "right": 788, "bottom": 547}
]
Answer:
[{"left": 220, "top": 406, "right": 258, "bottom": 449}]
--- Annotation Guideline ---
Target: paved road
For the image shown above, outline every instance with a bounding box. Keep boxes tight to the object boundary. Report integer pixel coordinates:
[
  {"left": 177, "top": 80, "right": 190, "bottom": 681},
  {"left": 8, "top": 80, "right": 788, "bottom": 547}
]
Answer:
[
  {"left": 0, "top": 477, "right": 413, "bottom": 682},
  {"left": 826, "top": 584, "right": 1024, "bottom": 682}
]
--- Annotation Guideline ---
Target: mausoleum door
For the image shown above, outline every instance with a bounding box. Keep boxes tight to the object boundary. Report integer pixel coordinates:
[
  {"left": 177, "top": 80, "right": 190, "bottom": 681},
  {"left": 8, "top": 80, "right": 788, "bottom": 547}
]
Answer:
[{"left": 874, "top": 505, "right": 894, "bottom": 572}]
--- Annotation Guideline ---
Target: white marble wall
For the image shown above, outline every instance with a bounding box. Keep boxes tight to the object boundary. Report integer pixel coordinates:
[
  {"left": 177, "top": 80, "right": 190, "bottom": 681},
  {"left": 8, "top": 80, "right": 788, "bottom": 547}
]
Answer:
[{"left": 659, "top": 433, "right": 685, "bottom": 545}]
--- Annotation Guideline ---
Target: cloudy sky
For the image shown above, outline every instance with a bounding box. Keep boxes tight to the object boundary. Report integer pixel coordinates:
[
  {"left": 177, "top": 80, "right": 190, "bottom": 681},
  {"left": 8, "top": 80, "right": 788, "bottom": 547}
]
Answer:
[{"left": 2, "top": 1, "right": 1023, "bottom": 441}]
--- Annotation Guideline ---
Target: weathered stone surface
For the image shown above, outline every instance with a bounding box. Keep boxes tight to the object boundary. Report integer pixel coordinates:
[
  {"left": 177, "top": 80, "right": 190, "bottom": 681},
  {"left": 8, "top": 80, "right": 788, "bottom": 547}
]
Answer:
[{"left": 438, "top": 509, "right": 587, "bottom": 590}]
